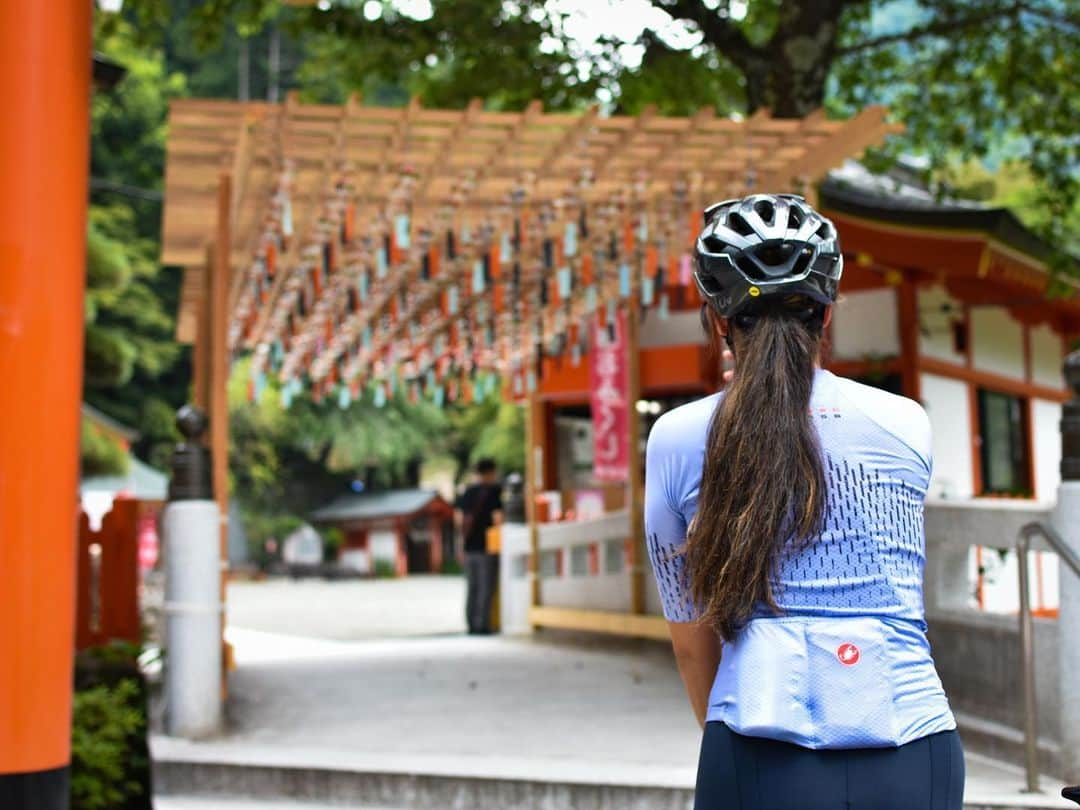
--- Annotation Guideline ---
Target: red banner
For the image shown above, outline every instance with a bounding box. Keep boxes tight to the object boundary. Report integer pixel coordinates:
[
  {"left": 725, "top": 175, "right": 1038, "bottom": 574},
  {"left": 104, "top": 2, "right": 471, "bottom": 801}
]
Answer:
[{"left": 590, "top": 312, "right": 630, "bottom": 482}]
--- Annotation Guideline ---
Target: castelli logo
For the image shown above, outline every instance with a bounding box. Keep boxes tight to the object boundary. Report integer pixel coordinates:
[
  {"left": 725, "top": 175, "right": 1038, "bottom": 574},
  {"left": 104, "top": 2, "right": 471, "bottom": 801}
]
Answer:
[{"left": 837, "top": 643, "right": 860, "bottom": 666}]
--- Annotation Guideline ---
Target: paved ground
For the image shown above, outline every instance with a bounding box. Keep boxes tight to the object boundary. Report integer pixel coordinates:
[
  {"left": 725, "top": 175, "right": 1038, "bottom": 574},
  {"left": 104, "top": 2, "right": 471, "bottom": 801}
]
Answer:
[
  {"left": 222, "top": 627, "right": 699, "bottom": 780},
  {"left": 154, "top": 577, "right": 1075, "bottom": 808},
  {"left": 225, "top": 575, "right": 466, "bottom": 640}
]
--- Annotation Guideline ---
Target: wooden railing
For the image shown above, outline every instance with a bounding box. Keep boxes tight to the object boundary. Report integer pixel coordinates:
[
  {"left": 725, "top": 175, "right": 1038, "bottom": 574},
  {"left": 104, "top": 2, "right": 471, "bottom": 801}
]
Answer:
[{"left": 76, "top": 496, "right": 139, "bottom": 651}]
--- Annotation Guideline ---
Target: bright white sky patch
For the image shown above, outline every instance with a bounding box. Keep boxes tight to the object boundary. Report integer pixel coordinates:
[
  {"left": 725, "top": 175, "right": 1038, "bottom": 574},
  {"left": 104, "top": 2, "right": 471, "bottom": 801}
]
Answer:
[
  {"left": 547, "top": 0, "right": 701, "bottom": 68},
  {"left": 396, "top": 0, "right": 434, "bottom": 21}
]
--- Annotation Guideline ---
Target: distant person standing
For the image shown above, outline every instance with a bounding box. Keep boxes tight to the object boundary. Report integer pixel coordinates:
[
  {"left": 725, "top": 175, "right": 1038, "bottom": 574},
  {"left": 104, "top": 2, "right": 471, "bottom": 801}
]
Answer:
[{"left": 455, "top": 458, "right": 503, "bottom": 634}]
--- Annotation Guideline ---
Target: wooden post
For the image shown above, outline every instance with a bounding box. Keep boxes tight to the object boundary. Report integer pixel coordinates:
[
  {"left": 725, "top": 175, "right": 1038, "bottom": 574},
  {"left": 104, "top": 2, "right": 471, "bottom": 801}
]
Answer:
[
  {"left": 525, "top": 393, "right": 544, "bottom": 610},
  {"left": 897, "top": 274, "right": 921, "bottom": 402},
  {"left": 193, "top": 256, "right": 212, "bottom": 412},
  {"left": 211, "top": 175, "right": 232, "bottom": 683},
  {"left": 627, "top": 301, "right": 646, "bottom": 614}
]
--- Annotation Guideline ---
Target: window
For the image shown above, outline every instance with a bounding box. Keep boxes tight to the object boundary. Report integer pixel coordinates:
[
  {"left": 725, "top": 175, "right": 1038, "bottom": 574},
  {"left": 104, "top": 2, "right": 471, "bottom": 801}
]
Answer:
[
  {"left": 977, "top": 388, "right": 1031, "bottom": 496},
  {"left": 604, "top": 538, "right": 624, "bottom": 574}
]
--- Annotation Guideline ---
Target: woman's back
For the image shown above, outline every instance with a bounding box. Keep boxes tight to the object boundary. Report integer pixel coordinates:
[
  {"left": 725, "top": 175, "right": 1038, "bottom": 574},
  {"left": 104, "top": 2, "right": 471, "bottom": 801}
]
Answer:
[{"left": 645, "top": 369, "right": 956, "bottom": 748}]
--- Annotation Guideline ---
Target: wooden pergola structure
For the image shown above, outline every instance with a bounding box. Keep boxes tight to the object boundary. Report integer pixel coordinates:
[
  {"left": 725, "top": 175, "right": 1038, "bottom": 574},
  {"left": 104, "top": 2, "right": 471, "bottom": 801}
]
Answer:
[{"left": 161, "top": 93, "right": 899, "bottom": 636}]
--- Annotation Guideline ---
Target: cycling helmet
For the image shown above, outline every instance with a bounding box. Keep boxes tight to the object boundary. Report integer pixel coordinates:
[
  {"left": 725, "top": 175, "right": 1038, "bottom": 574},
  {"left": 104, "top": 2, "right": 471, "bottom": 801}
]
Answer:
[{"left": 694, "top": 193, "right": 843, "bottom": 318}]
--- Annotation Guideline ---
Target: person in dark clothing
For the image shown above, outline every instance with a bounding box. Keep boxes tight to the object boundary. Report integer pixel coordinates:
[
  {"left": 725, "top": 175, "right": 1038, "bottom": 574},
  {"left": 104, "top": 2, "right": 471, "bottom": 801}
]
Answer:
[{"left": 455, "top": 458, "right": 503, "bottom": 634}]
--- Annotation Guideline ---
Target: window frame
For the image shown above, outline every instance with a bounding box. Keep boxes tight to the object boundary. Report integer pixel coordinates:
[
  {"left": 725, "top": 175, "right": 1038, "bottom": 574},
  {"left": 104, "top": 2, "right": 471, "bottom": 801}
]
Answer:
[{"left": 975, "top": 386, "right": 1033, "bottom": 498}]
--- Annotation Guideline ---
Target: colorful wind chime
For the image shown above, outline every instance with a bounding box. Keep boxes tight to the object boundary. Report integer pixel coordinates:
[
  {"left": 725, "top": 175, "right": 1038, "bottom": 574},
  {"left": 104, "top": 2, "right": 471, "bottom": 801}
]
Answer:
[{"left": 238, "top": 159, "right": 733, "bottom": 410}]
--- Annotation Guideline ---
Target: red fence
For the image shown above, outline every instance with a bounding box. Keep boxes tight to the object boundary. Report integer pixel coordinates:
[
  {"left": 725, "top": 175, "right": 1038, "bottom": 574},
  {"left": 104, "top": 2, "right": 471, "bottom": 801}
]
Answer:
[{"left": 76, "top": 496, "right": 140, "bottom": 651}]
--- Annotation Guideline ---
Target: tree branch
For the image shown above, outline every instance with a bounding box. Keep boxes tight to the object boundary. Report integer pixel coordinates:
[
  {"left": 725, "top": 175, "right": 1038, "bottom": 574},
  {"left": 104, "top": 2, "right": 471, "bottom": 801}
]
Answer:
[
  {"left": 650, "top": 0, "right": 763, "bottom": 66},
  {"left": 835, "top": 1, "right": 1068, "bottom": 56}
]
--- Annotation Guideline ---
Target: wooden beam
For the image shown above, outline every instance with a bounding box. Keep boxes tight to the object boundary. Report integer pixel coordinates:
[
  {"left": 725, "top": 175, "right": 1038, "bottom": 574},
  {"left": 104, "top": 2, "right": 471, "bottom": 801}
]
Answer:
[
  {"left": 414, "top": 97, "right": 483, "bottom": 204},
  {"left": 627, "top": 300, "right": 646, "bottom": 614},
  {"left": 537, "top": 103, "right": 599, "bottom": 176},
  {"left": 919, "top": 355, "right": 1069, "bottom": 403},
  {"left": 591, "top": 104, "right": 656, "bottom": 178},
  {"left": 193, "top": 255, "right": 212, "bottom": 411},
  {"left": 525, "top": 392, "right": 544, "bottom": 609},
  {"left": 210, "top": 173, "right": 232, "bottom": 627},
  {"left": 226, "top": 119, "right": 255, "bottom": 315},
  {"left": 529, "top": 605, "right": 669, "bottom": 640},
  {"left": 897, "top": 273, "right": 921, "bottom": 402}
]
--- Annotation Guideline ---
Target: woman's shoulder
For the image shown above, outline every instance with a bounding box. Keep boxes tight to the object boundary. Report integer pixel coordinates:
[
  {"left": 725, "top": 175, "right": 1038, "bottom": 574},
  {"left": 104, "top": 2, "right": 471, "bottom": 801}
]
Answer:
[
  {"left": 647, "top": 392, "right": 723, "bottom": 455},
  {"left": 826, "top": 373, "right": 931, "bottom": 463}
]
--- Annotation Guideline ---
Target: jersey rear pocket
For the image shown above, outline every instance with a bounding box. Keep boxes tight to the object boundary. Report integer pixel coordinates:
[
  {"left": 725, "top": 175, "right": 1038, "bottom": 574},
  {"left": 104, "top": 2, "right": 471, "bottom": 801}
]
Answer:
[{"left": 804, "top": 618, "right": 897, "bottom": 747}]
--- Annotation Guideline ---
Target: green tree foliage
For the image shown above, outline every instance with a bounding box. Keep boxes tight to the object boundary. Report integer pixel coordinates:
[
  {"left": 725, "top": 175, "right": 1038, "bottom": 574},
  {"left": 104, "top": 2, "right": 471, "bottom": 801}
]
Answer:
[
  {"left": 125, "top": 0, "right": 1077, "bottom": 260},
  {"left": 447, "top": 397, "right": 526, "bottom": 479},
  {"left": 88, "top": 14, "right": 190, "bottom": 470},
  {"left": 830, "top": 0, "right": 1079, "bottom": 263},
  {"left": 228, "top": 357, "right": 450, "bottom": 546},
  {"left": 81, "top": 420, "right": 131, "bottom": 478}
]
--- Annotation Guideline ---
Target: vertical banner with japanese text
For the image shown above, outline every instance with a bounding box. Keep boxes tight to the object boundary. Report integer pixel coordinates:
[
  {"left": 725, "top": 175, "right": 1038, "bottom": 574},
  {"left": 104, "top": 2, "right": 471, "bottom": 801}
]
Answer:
[{"left": 590, "top": 312, "right": 630, "bottom": 481}]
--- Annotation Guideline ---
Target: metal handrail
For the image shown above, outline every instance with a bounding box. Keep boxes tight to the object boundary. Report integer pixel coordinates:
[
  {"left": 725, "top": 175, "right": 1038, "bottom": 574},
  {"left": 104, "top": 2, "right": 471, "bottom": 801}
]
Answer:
[{"left": 1016, "top": 522, "right": 1080, "bottom": 793}]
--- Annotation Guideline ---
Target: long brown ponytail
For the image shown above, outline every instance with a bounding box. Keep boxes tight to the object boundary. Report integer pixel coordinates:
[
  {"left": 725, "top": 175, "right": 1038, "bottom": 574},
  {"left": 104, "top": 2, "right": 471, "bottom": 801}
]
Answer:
[{"left": 686, "top": 299, "right": 827, "bottom": 641}]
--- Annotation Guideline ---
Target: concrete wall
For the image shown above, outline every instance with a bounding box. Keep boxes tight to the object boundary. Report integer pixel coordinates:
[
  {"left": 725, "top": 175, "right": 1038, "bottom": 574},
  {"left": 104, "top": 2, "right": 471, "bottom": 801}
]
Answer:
[
  {"left": 922, "top": 499, "right": 1071, "bottom": 773},
  {"left": 499, "top": 510, "right": 651, "bottom": 634},
  {"left": 922, "top": 373, "right": 975, "bottom": 499},
  {"left": 831, "top": 287, "right": 898, "bottom": 361},
  {"left": 927, "top": 610, "right": 1061, "bottom": 763}
]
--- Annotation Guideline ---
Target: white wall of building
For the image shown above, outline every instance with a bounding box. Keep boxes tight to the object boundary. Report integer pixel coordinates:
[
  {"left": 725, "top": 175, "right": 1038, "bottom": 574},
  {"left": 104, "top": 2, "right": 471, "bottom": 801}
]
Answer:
[
  {"left": 339, "top": 548, "right": 371, "bottom": 574},
  {"left": 971, "top": 308, "right": 1025, "bottom": 379},
  {"left": 1031, "top": 324, "right": 1064, "bottom": 389},
  {"left": 918, "top": 285, "right": 966, "bottom": 365},
  {"left": 370, "top": 530, "right": 398, "bottom": 568},
  {"left": 1033, "top": 398, "right": 1063, "bottom": 502},
  {"left": 831, "top": 287, "right": 898, "bottom": 361},
  {"left": 922, "top": 373, "right": 975, "bottom": 499}
]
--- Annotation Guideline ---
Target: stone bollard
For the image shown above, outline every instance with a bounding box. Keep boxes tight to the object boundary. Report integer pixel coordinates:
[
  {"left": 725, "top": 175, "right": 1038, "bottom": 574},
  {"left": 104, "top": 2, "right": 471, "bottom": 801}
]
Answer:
[
  {"left": 1054, "top": 351, "right": 1080, "bottom": 783},
  {"left": 162, "top": 405, "right": 223, "bottom": 738}
]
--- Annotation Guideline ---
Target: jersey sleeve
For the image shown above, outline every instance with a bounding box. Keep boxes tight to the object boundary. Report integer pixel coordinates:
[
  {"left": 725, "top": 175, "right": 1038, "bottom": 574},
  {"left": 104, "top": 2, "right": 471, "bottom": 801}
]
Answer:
[{"left": 644, "top": 413, "right": 699, "bottom": 623}]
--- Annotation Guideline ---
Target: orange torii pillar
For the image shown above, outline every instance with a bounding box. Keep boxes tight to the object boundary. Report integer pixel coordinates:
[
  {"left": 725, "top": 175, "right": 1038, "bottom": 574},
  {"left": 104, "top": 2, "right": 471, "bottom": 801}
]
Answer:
[{"left": 0, "top": 2, "right": 91, "bottom": 807}]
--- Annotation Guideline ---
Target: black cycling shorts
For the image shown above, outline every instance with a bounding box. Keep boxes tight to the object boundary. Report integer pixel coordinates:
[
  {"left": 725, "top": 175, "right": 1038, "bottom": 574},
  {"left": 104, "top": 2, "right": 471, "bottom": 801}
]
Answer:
[{"left": 694, "top": 722, "right": 964, "bottom": 810}]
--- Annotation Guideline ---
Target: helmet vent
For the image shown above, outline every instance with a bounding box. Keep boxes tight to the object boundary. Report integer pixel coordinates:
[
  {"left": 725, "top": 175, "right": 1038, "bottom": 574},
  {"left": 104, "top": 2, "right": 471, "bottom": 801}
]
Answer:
[
  {"left": 788, "top": 207, "right": 804, "bottom": 228},
  {"left": 755, "top": 242, "right": 797, "bottom": 267},
  {"left": 727, "top": 212, "right": 755, "bottom": 237},
  {"left": 816, "top": 222, "right": 833, "bottom": 240},
  {"left": 791, "top": 251, "right": 813, "bottom": 278},
  {"left": 753, "top": 199, "right": 775, "bottom": 223},
  {"left": 736, "top": 255, "right": 769, "bottom": 281},
  {"left": 702, "top": 235, "right": 728, "bottom": 254}
]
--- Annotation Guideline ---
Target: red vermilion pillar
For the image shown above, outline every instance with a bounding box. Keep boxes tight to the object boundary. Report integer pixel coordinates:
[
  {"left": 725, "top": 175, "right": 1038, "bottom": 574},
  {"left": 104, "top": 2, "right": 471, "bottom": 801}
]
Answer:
[{"left": 0, "top": 1, "right": 91, "bottom": 806}]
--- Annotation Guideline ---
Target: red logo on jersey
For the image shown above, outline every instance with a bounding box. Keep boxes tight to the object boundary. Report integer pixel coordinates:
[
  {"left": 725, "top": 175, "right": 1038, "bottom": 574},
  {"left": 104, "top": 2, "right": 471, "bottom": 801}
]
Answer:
[{"left": 837, "top": 643, "right": 860, "bottom": 666}]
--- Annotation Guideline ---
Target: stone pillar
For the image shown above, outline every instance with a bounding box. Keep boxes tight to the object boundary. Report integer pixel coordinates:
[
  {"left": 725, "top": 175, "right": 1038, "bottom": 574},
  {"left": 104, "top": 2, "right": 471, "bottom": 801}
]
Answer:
[
  {"left": 1053, "top": 351, "right": 1080, "bottom": 783},
  {"left": 163, "top": 406, "right": 223, "bottom": 738}
]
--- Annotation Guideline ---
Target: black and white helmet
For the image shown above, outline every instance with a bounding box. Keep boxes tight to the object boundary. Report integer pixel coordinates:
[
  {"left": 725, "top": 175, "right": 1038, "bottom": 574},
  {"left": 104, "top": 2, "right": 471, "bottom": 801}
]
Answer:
[{"left": 694, "top": 194, "right": 843, "bottom": 318}]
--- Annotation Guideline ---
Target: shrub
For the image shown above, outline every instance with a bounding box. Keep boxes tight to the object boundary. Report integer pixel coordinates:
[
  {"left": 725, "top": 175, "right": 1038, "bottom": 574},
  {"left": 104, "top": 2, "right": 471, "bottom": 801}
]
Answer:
[
  {"left": 70, "top": 679, "right": 145, "bottom": 810},
  {"left": 374, "top": 558, "right": 397, "bottom": 578}
]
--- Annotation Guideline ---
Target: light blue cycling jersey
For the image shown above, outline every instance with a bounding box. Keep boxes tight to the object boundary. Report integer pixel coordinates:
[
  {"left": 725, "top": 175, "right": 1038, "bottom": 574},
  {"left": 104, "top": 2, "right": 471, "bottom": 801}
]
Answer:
[{"left": 644, "top": 368, "right": 956, "bottom": 749}]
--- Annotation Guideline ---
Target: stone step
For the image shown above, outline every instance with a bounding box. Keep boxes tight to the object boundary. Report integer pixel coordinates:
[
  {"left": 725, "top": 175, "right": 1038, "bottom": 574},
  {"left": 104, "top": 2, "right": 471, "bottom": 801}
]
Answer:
[
  {"left": 155, "top": 798, "right": 398, "bottom": 809},
  {"left": 152, "top": 751, "right": 1077, "bottom": 810}
]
